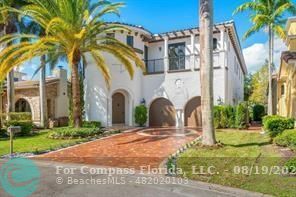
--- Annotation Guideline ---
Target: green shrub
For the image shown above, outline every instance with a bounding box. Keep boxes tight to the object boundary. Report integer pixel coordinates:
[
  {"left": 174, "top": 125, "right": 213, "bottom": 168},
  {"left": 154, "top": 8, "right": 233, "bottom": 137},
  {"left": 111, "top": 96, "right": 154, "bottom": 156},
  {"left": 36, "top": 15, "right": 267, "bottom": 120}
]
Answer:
[
  {"left": 220, "top": 107, "right": 228, "bottom": 128},
  {"left": 0, "top": 128, "right": 7, "bottom": 137},
  {"left": 1, "top": 112, "right": 32, "bottom": 121},
  {"left": 214, "top": 106, "right": 236, "bottom": 129},
  {"left": 262, "top": 115, "right": 282, "bottom": 127},
  {"left": 214, "top": 106, "right": 223, "bottom": 129},
  {"left": 82, "top": 121, "right": 101, "bottom": 128},
  {"left": 253, "top": 104, "right": 266, "bottom": 121},
  {"left": 235, "top": 102, "right": 249, "bottom": 129},
  {"left": 274, "top": 130, "right": 296, "bottom": 150},
  {"left": 263, "top": 115, "right": 294, "bottom": 137},
  {"left": 225, "top": 106, "right": 236, "bottom": 128},
  {"left": 47, "top": 127, "right": 102, "bottom": 139},
  {"left": 5, "top": 120, "right": 33, "bottom": 136},
  {"left": 135, "top": 105, "right": 147, "bottom": 127},
  {"left": 284, "top": 158, "right": 296, "bottom": 173}
]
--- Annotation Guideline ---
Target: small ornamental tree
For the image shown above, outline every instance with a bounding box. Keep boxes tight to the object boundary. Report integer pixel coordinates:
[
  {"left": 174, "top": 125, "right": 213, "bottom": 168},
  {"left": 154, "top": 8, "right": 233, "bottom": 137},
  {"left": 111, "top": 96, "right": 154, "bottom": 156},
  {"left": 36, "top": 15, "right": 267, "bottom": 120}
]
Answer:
[
  {"left": 135, "top": 105, "right": 147, "bottom": 127},
  {"left": 253, "top": 104, "right": 266, "bottom": 121}
]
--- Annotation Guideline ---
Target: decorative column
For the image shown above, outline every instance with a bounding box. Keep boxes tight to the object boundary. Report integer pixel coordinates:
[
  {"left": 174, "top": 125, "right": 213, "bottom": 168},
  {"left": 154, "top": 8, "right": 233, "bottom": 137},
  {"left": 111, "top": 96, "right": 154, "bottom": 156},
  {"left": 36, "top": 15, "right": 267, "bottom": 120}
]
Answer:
[
  {"left": 176, "top": 109, "right": 184, "bottom": 129},
  {"left": 190, "top": 34, "right": 196, "bottom": 70},
  {"left": 220, "top": 29, "right": 228, "bottom": 104},
  {"left": 164, "top": 36, "right": 169, "bottom": 73},
  {"left": 220, "top": 29, "right": 225, "bottom": 50}
]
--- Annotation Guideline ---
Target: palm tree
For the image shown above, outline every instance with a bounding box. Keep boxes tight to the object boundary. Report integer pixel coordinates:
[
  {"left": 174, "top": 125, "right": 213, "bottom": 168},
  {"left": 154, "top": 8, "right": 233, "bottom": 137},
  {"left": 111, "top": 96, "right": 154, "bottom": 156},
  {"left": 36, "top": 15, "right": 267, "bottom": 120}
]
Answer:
[
  {"left": 0, "top": 0, "right": 145, "bottom": 128},
  {"left": 200, "top": 0, "right": 216, "bottom": 145},
  {"left": 234, "top": 0, "right": 296, "bottom": 115}
]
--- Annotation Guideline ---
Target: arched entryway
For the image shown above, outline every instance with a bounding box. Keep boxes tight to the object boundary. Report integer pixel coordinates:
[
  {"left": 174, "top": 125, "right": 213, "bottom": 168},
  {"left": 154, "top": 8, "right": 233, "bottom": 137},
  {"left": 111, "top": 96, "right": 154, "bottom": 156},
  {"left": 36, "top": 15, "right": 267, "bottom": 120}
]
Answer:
[
  {"left": 184, "top": 96, "right": 202, "bottom": 128},
  {"left": 15, "top": 98, "right": 32, "bottom": 113},
  {"left": 112, "top": 92, "right": 125, "bottom": 124},
  {"left": 149, "top": 98, "right": 176, "bottom": 127}
]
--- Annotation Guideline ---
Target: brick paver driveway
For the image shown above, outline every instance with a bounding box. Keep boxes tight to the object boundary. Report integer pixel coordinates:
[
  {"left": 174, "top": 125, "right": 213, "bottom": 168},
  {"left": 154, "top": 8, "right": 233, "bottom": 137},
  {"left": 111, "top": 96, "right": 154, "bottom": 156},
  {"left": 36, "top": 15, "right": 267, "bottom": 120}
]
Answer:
[{"left": 36, "top": 128, "right": 201, "bottom": 169}]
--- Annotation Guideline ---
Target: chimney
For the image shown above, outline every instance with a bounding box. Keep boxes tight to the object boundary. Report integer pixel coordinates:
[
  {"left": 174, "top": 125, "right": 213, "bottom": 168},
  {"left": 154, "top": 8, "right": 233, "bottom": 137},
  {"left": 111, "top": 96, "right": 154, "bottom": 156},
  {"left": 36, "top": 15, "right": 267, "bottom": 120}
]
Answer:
[{"left": 53, "top": 66, "right": 67, "bottom": 80}]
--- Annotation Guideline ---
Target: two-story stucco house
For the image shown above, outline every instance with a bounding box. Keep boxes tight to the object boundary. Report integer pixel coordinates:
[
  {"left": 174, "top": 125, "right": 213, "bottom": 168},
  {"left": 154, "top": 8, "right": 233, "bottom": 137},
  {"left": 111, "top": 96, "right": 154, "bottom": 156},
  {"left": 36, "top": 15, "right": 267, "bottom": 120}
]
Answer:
[{"left": 84, "top": 20, "right": 247, "bottom": 128}]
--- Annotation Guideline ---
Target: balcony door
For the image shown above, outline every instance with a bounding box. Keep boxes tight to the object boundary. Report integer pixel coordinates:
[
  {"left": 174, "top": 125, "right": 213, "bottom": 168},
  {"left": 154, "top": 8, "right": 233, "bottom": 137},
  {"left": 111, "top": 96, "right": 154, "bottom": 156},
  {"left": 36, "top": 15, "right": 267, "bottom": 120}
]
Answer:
[{"left": 168, "top": 42, "right": 185, "bottom": 71}]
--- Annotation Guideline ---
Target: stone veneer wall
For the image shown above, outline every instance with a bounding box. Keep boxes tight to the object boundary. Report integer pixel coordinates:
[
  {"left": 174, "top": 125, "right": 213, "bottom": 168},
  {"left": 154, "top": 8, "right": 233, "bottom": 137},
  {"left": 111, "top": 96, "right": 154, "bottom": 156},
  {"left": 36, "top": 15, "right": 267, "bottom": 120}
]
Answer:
[{"left": 1, "top": 83, "right": 58, "bottom": 122}]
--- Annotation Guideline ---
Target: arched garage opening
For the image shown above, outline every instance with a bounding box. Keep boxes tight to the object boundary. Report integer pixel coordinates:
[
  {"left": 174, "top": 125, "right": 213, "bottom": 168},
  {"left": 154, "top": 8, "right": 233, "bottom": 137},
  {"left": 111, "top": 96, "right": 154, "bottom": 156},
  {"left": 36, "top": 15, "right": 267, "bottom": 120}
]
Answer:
[
  {"left": 184, "top": 96, "right": 202, "bottom": 128},
  {"left": 149, "top": 98, "right": 176, "bottom": 127},
  {"left": 15, "top": 98, "right": 32, "bottom": 113}
]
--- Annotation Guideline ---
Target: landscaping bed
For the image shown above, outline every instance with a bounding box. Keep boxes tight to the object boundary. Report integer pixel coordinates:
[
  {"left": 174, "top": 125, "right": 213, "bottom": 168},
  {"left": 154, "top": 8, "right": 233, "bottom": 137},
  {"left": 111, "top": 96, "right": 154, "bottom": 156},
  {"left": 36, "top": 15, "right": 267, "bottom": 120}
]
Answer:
[
  {"left": 0, "top": 127, "right": 121, "bottom": 157},
  {"left": 176, "top": 130, "right": 296, "bottom": 197}
]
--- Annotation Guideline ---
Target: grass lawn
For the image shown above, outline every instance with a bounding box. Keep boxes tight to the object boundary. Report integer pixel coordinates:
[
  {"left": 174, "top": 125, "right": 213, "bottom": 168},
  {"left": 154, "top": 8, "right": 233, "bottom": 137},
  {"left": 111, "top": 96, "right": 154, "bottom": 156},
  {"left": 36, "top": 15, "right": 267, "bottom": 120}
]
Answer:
[
  {"left": 177, "top": 130, "right": 296, "bottom": 197},
  {"left": 0, "top": 131, "right": 83, "bottom": 156}
]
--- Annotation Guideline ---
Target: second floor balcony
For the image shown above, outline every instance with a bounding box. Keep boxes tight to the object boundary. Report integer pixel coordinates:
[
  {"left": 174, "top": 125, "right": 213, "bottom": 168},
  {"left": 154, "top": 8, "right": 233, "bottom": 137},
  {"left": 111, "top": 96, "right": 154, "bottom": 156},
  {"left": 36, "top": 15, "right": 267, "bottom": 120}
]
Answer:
[{"left": 145, "top": 53, "right": 220, "bottom": 74}]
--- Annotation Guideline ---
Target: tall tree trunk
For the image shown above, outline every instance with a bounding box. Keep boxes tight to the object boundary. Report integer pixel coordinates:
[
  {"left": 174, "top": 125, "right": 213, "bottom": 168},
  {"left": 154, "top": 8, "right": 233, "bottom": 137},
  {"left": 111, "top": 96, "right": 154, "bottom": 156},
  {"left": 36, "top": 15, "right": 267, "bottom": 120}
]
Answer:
[
  {"left": 39, "top": 55, "right": 48, "bottom": 128},
  {"left": 71, "top": 52, "right": 82, "bottom": 128},
  {"left": 200, "top": 0, "right": 216, "bottom": 145},
  {"left": 267, "top": 25, "right": 274, "bottom": 115},
  {"left": 5, "top": 17, "right": 17, "bottom": 119},
  {"left": 7, "top": 70, "right": 15, "bottom": 115}
]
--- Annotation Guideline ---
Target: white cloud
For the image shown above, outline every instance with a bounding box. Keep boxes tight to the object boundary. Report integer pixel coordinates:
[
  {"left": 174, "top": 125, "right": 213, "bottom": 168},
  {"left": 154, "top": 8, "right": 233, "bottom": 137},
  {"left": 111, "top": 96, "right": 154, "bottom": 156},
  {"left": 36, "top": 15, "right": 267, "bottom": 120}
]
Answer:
[{"left": 243, "top": 37, "right": 287, "bottom": 73}]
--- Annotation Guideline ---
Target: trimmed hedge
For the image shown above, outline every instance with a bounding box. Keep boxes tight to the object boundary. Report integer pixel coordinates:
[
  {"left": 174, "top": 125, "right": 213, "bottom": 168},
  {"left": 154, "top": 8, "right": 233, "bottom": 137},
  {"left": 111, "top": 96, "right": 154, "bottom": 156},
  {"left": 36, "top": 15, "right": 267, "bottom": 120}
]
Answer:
[
  {"left": 5, "top": 120, "right": 33, "bottom": 136},
  {"left": 252, "top": 104, "right": 265, "bottom": 121},
  {"left": 1, "top": 112, "right": 33, "bottom": 136},
  {"left": 235, "top": 102, "right": 249, "bottom": 129},
  {"left": 47, "top": 127, "right": 103, "bottom": 139},
  {"left": 263, "top": 115, "right": 295, "bottom": 137},
  {"left": 82, "top": 121, "right": 101, "bottom": 128},
  {"left": 274, "top": 130, "right": 296, "bottom": 150},
  {"left": 1, "top": 112, "right": 32, "bottom": 121},
  {"left": 135, "top": 105, "right": 147, "bottom": 127}
]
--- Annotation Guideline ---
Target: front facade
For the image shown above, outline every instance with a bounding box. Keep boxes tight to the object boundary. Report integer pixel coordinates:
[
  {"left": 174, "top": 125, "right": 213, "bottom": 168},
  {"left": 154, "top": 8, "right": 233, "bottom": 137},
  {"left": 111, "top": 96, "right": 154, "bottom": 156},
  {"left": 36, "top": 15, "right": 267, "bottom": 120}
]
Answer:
[
  {"left": 85, "top": 21, "right": 247, "bottom": 128},
  {"left": 278, "top": 17, "right": 296, "bottom": 118}
]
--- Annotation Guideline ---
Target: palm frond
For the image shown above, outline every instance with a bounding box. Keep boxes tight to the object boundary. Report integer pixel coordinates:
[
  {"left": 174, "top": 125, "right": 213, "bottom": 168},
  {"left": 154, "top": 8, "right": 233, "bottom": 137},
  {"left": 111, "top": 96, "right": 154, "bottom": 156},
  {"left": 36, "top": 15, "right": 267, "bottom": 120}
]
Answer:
[
  {"left": 233, "top": 2, "right": 266, "bottom": 16},
  {"left": 272, "top": 24, "right": 286, "bottom": 39},
  {"left": 243, "top": 22, "right": 265, "bottom": 40}
]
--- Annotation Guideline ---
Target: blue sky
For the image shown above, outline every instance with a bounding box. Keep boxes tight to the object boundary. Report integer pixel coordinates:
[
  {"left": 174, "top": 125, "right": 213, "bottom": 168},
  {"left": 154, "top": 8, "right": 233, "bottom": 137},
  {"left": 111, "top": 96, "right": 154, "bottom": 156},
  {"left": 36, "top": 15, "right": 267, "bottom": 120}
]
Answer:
[
  {"left": 117, "top": 0, "right": 264, "bottom": 48},
  {"left": 20, "top": 0, "right": 296, "bottom": 78}
]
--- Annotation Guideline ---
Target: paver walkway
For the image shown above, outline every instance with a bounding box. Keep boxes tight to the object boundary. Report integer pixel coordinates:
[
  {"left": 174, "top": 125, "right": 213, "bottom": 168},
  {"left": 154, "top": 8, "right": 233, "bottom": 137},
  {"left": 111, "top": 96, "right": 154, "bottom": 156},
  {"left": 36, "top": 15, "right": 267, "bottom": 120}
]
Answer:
[{"left": 36, "top": 128, "right": 201, "bottom": 169}]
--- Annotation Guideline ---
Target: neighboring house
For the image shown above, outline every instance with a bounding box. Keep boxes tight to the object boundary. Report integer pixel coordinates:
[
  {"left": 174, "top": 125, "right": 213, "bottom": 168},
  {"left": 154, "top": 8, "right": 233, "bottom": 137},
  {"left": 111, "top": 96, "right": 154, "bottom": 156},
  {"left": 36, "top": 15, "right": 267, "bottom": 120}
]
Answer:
[
  {"left": 278, "top": 17, "right": 296, "bottom": 118},
  {"left": 1, "top": 68, "right": 69, "bottom": 125},
  {"left": 85, "top": 20, "right": 247, "bottom": 128}
]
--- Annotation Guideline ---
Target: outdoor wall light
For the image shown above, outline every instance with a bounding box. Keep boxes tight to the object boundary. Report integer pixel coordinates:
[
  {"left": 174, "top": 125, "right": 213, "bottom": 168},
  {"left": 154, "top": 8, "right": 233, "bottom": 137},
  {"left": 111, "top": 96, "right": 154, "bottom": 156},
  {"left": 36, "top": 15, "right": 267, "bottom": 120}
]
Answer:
[{"left": 140, "top": 98, "right": 146, "bottom": 105}]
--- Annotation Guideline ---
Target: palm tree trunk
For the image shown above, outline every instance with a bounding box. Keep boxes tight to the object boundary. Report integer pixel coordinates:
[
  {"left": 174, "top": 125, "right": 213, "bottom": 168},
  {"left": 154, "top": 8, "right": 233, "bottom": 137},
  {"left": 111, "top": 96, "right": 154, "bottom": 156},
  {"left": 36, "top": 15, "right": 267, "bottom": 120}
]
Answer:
[
  {"left": 5, "top": 17, "right": 17, "bottom": 119},
  {"left": 39, "top": 55, "right": 48, "bottom": 128},
  {"left": 7, "top": 70, "right": 15, "bottom": 115},
  {"left": 200, "top": 0, "right": 216, "bottom": 145},
  {"left": 267, "top": 25, "right": 274, "bottom": 115},
  {"left": 71, "top": 53, "right": 82, "bottom": 128}
]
